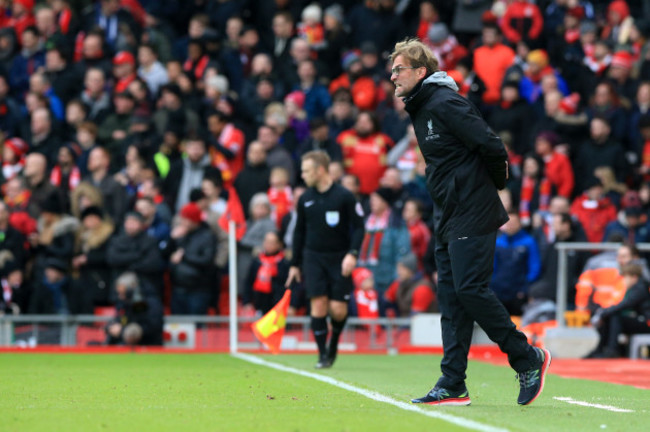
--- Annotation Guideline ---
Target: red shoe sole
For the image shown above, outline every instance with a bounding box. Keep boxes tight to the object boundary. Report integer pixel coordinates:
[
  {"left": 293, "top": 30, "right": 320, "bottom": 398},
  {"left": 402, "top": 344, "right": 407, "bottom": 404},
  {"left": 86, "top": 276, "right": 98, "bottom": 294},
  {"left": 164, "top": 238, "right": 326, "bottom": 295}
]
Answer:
[{"left": 415, "top": 397, "right": 472, "bottom": 406}]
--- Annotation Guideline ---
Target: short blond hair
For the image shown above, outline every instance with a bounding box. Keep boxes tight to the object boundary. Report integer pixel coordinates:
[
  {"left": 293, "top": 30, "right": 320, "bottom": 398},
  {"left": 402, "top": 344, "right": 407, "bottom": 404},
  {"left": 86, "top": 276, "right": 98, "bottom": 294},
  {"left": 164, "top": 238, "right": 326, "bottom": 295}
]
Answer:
[
  {"left": 390, "top": 38, "right": 439, "bottom": 75},
  {"left": 301, "top": 150, "right": 330, "bottom": 170}
]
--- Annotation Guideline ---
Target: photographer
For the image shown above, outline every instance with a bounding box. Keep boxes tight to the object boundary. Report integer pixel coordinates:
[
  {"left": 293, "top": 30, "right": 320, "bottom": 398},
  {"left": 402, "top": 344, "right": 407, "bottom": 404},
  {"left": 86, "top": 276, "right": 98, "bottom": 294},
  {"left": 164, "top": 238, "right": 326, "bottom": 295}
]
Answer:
[{"left": 106, "top": 272, "right": 163, "bottom": 346}]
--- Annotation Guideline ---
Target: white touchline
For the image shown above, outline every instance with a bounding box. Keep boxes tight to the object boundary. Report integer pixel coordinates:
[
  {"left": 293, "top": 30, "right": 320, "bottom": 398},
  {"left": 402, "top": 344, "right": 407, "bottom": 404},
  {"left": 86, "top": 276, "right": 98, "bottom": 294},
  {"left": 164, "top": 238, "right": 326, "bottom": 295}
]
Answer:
[
  {"left": 233, "top": 353, "right": 508, "bottom": 432},
  {"left": 553, "top": 397, "right": 634, "bottom": 413}
]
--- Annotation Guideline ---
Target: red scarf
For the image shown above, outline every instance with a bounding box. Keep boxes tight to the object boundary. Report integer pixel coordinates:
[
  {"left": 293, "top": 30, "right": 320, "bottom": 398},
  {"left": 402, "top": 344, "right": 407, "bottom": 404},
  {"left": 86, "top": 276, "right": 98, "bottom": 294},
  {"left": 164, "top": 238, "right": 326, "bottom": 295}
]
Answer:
[
  {"left": 643, "top": 140, "right": 650, "bottom": 182},
  {"left": 268, "top": 186, "right": 293, "bottom": 230},
  {"left": 359, "top": 210, "right": 390, "bottom": 266},
  {"left": 253, "top": 251, "right": 285, "bottom": 294},
  {"left": 49, "top": 165, "right": 81, "bottom": 190},
  {"left": 183, "top": 55, "right": 209, "bottom": 81},
  {"left": 519, "top": 176, "right": 551, "bottom": 226}
]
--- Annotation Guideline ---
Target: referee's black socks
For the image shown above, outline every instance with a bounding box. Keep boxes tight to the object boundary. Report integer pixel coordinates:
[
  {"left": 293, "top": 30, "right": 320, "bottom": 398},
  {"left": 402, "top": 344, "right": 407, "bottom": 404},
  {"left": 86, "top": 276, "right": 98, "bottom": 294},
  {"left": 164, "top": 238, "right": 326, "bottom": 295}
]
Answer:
[
  {"left": 311, "top": 316, "right": 328, "bottom": 357},
  {"left": 328, "top": 316, "right": 348, "bottom": 358}
]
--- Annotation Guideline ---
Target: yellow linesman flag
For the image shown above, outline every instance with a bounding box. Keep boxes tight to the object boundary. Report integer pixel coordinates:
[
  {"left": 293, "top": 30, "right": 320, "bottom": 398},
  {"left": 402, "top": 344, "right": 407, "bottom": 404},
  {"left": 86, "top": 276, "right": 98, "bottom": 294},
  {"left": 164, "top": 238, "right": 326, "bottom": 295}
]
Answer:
[{"left": 252, "top": 289, "right": 292, "bottom": 354}]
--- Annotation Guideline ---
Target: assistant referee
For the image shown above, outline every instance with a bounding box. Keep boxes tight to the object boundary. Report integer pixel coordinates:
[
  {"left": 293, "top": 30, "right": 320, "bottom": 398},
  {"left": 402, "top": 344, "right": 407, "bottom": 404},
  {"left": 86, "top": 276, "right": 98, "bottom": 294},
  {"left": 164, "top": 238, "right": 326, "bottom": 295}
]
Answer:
[{"left": 286, "top": 150, "right": 365, "bottom": 368}]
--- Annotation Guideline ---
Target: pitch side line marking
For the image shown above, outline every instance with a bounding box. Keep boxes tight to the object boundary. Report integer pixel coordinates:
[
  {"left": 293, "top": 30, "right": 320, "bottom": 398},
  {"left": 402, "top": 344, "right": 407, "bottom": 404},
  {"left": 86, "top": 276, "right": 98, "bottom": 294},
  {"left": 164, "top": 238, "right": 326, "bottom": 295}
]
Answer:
[
  {"left": 553, "top": 397, "right": 634, "bottom": 413},
  {"left": 233, "top": 353, "right": 508, "bottom": 432}
]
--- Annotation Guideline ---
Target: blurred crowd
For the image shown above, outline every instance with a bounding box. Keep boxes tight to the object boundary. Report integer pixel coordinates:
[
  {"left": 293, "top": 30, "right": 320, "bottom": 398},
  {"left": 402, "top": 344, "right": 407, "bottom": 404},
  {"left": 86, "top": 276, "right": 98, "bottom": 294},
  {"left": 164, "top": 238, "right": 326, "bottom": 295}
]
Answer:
[{"left": 0, "top": 0, "right": 650, "bottom": 350}]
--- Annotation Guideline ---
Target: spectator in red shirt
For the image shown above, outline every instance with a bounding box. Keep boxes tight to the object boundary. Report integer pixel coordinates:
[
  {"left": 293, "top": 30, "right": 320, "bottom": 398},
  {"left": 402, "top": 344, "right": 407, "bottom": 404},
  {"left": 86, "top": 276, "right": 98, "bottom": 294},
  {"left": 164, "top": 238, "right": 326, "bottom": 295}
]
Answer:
[
  {"left": 473, "top": 22, "right": 515, "bottom": 105},
  {"left": 338, "top": 111, "right": 393, "bottom": 195},
  {"left": 384, "top": 253, "right": 436, "bottom": 317},
  {"left": 402, "top": 198, "right": 430, "bottom": 271},
  {"left": 206, "top": 110, "right": 245, "bottom": 188},
  {"left": 534, "top": 131, "right": 574, "bottom": 198},
  {"left": 570, "top": 177, "right": 618, "bottom": 243}
]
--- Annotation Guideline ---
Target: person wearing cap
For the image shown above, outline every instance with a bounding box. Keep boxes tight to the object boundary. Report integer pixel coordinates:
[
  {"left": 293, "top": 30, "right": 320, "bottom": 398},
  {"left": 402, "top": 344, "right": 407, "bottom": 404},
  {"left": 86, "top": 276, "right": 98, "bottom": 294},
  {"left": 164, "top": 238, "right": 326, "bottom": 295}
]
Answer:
[
  {"left": 608, "top": 49, "right": 638, "bottom": 103},
  {"left": 286, "top": 151, "right": 365, "bottom": 369},
  {"left": 70, "top": 205, "right": 115, "bottom": 312},
  {"left": 569, "top": 176, "right": 618, "bottom": 243},
  {"left": 112, "top": 50, "right": 137, "bottom": 94},
  {"left": 106, "top": 210, "right": 163, "bottom": 292},
  {"left": 358, "top": 186, "right": 410, "bottom": 312},
  {"left": 384, "top": 253, "right": 436, "bottom": 318},
  {"left": 390, "top": 39, "right": 550, "bottom": 406},
  {"left": 166, "top": 202, "right": 217, "bottom": 315}
]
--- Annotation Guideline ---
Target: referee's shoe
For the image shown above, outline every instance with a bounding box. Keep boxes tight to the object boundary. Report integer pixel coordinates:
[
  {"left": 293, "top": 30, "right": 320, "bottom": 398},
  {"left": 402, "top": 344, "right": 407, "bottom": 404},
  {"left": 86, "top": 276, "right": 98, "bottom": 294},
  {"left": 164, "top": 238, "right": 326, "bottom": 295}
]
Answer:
[
  {"left": 314, "top": 354, "right": 332, "bottom": 369},
  {"left": 517, "top": 347, "right": 551, "bottom": 405}
]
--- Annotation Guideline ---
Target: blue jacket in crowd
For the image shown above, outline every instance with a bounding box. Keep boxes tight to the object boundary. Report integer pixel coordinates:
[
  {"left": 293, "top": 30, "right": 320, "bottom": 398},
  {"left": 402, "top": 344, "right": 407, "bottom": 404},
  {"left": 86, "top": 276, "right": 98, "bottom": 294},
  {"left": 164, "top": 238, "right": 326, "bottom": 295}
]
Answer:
[{"left": 491, "top": 230, "right": 541, "bottom": 302}]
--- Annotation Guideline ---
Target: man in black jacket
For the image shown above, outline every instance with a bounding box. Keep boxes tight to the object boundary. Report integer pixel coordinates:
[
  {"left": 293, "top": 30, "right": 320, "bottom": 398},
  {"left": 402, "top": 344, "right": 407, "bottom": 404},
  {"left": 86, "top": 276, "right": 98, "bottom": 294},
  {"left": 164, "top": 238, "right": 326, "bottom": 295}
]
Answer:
[
  {"left": 167, "top": 202, "right": 217, "bottom": 315},
  {"left": 106, "top": 211, "right": 163, "bottom": 297},
  {"left": 390, "top": 39, "right": 550, "bottom": 407}
]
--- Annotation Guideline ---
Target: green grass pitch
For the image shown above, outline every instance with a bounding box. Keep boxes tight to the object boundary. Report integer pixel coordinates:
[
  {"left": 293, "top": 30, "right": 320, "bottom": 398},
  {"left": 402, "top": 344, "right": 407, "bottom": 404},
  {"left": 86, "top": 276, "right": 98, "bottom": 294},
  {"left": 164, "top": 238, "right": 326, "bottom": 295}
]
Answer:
[{"left": 0, "top": 353, "right": 648, "bottom": 432}]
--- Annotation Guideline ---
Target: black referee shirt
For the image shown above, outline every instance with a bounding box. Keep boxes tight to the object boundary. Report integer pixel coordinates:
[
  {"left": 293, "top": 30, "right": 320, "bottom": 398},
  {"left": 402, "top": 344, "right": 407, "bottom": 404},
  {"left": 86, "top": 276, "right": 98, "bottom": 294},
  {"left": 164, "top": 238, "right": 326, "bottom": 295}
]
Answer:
[{"left": 291, "top": 182, "right": 365, "bottom": 266}]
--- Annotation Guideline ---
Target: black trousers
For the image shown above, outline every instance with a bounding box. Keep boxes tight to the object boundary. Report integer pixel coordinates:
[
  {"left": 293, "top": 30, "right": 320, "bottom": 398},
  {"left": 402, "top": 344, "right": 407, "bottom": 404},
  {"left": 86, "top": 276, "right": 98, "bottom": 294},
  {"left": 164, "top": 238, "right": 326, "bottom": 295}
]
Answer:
[
  {"left": 598, "top": 313, "right": 650, "bottom": 352},
  {"left": 435, "top": 231, "right": 538, "bottom": 390}
]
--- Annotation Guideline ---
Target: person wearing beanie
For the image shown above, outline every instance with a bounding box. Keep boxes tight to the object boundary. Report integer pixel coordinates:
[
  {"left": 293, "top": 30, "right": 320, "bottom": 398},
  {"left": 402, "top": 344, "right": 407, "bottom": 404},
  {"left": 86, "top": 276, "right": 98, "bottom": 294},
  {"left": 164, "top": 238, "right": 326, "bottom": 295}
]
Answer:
[
  {"left": 390, "top": 38, "right": 550, "bottom": 407},
  {"left": 384, "top": 252, "right": 436, "bottom": 318},
  {"left": 166, "top": 201, "right": 217, "bottom": 315},
  {"left": 329, "top": 51, "right": 379, "bottom": 111},
  {"left": 608, "top": 50, "right": 638, "bottom": 102},
  {"left": 69, "top": 204, "right": 115, "bottom": 312},
  {"left": 2, "top": 138, "right": 29, "bottom": 181},
  {"left": 423, "top": 23, "right": 468, "bottom": 71},
  {"left": 519, "top": 49, "right": 570, "bottom": 103}
]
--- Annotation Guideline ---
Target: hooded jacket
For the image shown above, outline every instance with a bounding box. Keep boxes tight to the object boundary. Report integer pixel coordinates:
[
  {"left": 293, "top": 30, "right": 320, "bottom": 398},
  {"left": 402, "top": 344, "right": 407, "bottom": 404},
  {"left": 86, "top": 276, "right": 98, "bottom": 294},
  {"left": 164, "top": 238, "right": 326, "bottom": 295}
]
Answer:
[{"left": 403, "top": 72, "right": 508, "bottom": 243}]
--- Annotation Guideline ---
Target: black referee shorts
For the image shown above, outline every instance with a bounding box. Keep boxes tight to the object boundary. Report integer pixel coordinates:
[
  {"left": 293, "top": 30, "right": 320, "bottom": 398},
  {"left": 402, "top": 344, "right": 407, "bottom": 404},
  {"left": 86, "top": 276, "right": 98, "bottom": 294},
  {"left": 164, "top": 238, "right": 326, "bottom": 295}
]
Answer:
[{"left": 302, "top": 249, "right": 353, "bottom": 302}]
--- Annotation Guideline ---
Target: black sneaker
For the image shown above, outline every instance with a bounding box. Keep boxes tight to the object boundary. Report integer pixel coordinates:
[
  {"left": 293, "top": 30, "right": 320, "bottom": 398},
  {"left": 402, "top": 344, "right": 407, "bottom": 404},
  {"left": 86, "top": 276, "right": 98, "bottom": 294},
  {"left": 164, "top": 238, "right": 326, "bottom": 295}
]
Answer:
[
  {"left": 326, "top": 345, "right": 338, "bottom": 366},
  {"left": 517, "top": 347, "right": 551, "bottom": 405},
  {"left": 314, "top": 354, "right": 332, "bottom": 369},
  {"left": 411, "top": 386, "right": 471, "bottom": 406}
]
